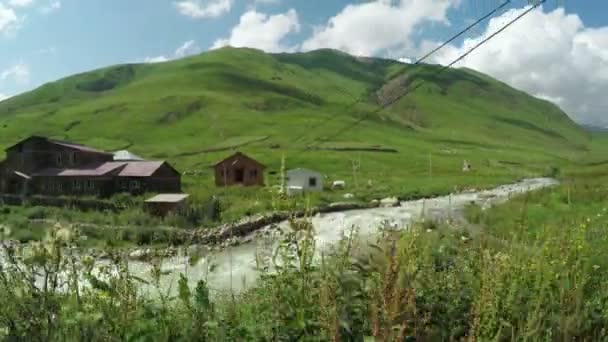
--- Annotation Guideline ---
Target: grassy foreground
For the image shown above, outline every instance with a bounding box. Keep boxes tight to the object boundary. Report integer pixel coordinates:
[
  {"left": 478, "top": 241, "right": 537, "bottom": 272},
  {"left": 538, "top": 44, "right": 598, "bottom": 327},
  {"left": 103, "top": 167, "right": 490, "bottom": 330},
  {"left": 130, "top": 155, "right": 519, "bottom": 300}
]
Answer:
[{"left": 2, "top": 173, "right": 608, "bottom": 341}]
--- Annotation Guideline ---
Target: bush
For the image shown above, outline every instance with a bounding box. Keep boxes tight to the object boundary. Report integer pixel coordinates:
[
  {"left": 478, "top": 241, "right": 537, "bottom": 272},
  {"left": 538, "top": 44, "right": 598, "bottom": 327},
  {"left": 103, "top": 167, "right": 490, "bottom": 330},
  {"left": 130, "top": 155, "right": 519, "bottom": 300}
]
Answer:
[{"left": 22, "top": 206, "right": 52, "bottom": 220}]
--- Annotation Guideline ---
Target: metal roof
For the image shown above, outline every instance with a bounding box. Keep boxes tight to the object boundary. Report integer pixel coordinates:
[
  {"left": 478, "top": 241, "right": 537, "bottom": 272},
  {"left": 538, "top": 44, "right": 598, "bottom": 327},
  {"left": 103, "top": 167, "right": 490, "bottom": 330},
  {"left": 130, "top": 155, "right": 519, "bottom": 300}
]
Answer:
[
  {"left": 286, "top": 168, "right": 321, "bottom": 175},
  {"left": 33, "top": 162, "right": 126, "bottom": 177},
  {"left": 13, "top": 171, "right": 31, "bottom": 180},
  {"left": 117, "top": 161, "right": 165, "bottom": 177},
  {"left": 5, "top": 136, "right": 112, "bottom": 155},
  {"left": 213, "top": 151, "right": 266, "bottom": 169},
  {"left": 113, "top": 150, "right": 144, "bottom": 161},
  {"left": 145, "top": 193, "right": 189, "bottom": 203},
  {"left": 32, "top": 161, "right": 167, "bottom": 177}
]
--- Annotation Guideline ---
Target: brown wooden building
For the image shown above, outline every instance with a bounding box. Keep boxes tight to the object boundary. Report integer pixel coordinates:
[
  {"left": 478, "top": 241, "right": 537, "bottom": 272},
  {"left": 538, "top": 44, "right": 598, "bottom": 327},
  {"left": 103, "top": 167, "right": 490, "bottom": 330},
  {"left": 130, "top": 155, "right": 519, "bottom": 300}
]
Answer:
[
  {"left": 0, "top": 136, "right": 181, "bottom": 197},
  {"left": 214, "top": 152, "right": 265, "bottom": 187}
]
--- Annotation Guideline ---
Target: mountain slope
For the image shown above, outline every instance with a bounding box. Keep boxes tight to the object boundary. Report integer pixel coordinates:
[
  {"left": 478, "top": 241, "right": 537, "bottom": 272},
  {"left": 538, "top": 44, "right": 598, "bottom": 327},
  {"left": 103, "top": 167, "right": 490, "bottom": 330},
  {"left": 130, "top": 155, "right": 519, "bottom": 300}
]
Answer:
[{"left": 0, "top": 47, "right": 590, "bottom": 215}]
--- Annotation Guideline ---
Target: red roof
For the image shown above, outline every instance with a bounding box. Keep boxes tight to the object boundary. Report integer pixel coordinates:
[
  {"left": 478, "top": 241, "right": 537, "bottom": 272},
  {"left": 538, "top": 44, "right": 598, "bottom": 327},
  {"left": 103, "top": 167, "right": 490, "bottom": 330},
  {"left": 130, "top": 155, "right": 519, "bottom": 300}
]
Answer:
[{"left": 33, "top": 161, "right": 168, "bottom": 177}]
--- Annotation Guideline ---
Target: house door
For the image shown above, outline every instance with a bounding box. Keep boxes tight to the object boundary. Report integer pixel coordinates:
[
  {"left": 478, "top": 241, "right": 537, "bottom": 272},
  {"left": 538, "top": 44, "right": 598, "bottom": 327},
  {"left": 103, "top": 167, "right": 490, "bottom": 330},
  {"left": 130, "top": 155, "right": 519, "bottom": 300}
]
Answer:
[{"left": 235, "top": 168, "right": 244, "bottom": 183}]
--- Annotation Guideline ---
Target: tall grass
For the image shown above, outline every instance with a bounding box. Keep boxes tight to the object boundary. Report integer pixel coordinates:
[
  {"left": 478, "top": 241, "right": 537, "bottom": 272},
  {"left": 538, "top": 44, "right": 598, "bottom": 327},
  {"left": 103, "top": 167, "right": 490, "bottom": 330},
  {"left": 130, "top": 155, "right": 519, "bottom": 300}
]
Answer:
[{"left": 2, "top": 180, "right": 608, "bottom": 340}]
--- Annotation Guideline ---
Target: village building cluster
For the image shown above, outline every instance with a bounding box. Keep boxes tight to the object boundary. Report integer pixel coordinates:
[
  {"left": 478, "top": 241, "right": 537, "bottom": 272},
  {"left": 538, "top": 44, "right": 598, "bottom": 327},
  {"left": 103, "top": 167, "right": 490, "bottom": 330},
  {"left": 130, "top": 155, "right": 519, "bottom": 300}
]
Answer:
[{"left": 0, "top": 136, "right": 332, "bottom": 214}]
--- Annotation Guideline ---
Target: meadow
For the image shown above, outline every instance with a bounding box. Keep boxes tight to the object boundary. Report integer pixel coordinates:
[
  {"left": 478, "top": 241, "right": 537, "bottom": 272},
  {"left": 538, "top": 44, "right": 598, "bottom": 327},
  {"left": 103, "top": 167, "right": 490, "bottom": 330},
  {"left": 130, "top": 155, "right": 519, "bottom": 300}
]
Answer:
[{"left": 0, "top": 48, "right": 591, "bottom": 222}]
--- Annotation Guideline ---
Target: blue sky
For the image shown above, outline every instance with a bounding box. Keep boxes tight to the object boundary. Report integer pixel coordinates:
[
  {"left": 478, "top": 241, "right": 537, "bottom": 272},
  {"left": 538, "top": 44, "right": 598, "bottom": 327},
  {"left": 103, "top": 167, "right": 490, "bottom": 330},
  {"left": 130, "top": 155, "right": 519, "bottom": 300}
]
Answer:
[{"left": 0, "top": 0, "right": 607, "bottom": 124}]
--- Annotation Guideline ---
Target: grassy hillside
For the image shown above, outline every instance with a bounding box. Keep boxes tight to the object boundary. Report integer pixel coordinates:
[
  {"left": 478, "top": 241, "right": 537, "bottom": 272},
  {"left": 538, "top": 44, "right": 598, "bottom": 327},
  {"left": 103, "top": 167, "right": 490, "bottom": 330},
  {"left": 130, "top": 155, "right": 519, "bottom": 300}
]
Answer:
[{"left": 0, "top": 47, "right": 592, "bottom": 219}]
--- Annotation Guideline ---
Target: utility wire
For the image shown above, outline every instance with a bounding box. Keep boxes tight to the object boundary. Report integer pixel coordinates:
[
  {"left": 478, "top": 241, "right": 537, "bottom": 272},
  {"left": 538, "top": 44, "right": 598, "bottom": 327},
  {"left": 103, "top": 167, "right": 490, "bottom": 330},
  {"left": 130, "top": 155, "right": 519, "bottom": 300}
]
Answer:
[
  {"left": 414, "top": 0, "right": 511, "bottom": 64},
  {"left": 292, "top": 0, "right": 513, "bottom": 146},
  {"left": 307, "top": 0, "right": 546, "bottom": 149}
]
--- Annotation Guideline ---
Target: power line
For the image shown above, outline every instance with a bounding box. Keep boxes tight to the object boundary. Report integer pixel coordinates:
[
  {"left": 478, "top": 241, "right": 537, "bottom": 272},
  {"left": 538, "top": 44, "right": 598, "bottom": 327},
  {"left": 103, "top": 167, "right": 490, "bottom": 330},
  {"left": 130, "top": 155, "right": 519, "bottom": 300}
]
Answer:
[
  {"left": 307, "top": 0, "right": 546, "bottom": 149},
  {"left": 414, "top": 0, "right": 511, "bottom": 64},
  {"left": 293, "top": 0, "right": 513, "bottom": 146}
]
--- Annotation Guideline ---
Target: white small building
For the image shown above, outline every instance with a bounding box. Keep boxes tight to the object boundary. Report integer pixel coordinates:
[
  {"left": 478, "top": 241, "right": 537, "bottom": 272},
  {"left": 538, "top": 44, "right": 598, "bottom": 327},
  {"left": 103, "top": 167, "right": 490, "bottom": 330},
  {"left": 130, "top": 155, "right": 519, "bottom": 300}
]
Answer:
[
  {"left": 113, "top": 150, "right": 144, "bottom": 161},
  {"left": 285, "top": 168, "right": 323, "bottom": 196}
]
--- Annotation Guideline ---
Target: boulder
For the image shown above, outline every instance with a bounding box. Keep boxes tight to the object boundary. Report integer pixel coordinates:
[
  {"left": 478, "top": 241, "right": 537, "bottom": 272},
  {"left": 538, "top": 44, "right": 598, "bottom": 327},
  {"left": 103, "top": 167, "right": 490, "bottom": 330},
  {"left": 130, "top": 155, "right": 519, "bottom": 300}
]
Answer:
[
  {"left": 343, "top": 193, "right": 355, "bottom": 199},
  {"left": 129, "top": 248, "right": 152, "bottom": 260},
  {"left": 380, "top": 197, "right": 400, "bottom": 207}
]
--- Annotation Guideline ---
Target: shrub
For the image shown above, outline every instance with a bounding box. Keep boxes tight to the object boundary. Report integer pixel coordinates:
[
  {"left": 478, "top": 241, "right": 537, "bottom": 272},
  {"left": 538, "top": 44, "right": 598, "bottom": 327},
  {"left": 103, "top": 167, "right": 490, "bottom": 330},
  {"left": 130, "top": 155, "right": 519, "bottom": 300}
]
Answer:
[{"left": 22, "top": 206, "right": 52, "bottom": 220}]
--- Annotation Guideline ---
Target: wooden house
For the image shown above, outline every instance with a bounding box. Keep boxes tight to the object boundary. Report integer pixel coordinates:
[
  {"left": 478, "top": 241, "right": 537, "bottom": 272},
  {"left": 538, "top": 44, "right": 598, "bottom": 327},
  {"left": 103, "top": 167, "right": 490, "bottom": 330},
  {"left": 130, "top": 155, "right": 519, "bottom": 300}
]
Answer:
[
  {"left": 214, "top": 152, "right": 265, "bottom": 187},
  {"left": 0, "top": 136, "right": 181, "bottom": 197}
]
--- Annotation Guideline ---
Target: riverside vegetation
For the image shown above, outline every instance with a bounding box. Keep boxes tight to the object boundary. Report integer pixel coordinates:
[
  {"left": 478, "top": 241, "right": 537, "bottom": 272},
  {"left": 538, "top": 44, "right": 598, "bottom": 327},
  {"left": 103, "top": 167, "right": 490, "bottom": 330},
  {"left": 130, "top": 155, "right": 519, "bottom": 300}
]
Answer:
[
  {"left": 1, "top": 47, "right": 608, "bottom": 340},
  {"left": 2, "top": 172, "right": 608, "bottom": 341}
]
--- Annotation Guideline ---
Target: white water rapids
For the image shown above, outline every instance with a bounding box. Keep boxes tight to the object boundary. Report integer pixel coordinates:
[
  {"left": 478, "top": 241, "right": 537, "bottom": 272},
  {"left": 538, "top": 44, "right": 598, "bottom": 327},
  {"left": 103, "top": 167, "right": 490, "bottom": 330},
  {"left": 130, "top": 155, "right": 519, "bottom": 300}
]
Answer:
[{"left": 122, "top": 177, "right": 558, "bottom": 296}]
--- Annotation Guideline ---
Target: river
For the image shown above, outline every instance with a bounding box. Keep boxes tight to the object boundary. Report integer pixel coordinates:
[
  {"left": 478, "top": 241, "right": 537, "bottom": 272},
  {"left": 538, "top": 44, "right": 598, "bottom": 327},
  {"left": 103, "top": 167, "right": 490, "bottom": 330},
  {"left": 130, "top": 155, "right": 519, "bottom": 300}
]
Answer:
[{"left": 124, "top": 177, "right": 558, "bottom": 296}]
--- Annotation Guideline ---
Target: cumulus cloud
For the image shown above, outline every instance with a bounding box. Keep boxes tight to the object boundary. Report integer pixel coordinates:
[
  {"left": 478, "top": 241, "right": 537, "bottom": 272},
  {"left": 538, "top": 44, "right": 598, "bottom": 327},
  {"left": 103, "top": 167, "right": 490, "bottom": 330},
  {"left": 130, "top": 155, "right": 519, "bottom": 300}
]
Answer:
[
  {"left": 1, "top": 63, "right": 30, "bottom": 85},
  {"left": 8, "top": 0, "right": 35, "bottom": 8},
  {"left": 301, "top": 0, "right": 458, "bottom": 56},
  {"left": 0, "top": 3, "right": 18, "bottom": 34},
  {"left": 211, "top": 9, "right": 300, "bottom": 52},
  {"left": 175, "top": 0, "right": 233, "bottom": 18},
  {"left": 144, "top": 40, "right": 201, "bottom": 63},
  {"left": 433, "top": 7, "right": 608, "bottom": 125}
]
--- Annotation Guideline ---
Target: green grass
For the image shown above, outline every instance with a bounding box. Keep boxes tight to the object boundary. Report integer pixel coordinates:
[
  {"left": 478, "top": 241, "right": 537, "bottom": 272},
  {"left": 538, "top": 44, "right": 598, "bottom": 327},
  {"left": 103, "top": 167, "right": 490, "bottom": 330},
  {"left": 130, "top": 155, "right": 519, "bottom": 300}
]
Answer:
[
  {"left": 0, "top": 47, "right": 595, "bottom": 220},
  {"left": 3, "top": 173, "right": 608, "bottom": 340}
]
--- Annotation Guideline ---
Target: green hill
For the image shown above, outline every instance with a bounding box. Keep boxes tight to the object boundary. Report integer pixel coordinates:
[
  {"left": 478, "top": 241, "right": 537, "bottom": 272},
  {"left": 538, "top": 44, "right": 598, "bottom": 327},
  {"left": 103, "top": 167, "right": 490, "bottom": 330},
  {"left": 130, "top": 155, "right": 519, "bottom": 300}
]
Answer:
[{"left": 0, "top": 47, "right": 591, "bottom": 219}]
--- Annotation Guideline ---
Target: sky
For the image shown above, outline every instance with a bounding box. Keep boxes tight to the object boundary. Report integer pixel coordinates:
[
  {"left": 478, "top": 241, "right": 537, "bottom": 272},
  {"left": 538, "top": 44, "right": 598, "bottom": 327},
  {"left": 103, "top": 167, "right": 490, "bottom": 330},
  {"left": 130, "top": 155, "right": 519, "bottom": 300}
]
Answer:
[{"left": 0, "top": 0, "right": 607, "bottom": 125}]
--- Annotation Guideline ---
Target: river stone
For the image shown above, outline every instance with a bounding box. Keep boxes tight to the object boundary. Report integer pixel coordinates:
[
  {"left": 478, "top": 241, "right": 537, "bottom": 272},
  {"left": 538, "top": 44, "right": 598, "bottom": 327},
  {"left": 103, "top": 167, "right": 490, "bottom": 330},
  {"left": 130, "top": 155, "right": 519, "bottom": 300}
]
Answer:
[
  {"left": 129, "top": 248, "right": 151, "bottom": 260},
  {"left": 380, "top": 197, "right": 399, "bottom": 207}
]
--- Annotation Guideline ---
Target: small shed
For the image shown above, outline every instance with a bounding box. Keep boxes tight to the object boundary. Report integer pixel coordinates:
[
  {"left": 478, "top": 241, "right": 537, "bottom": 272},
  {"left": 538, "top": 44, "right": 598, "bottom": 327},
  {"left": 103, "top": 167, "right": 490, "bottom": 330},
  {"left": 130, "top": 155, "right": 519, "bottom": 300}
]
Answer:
[
  {"left": 145, "top": 193, "right": 189, "bottom": 217},
  {"left": 286, "top": 168, "right": 323, "bottom": 196},
  {"left": 214, "top": 152, "right": 265, "bottom": 187}
]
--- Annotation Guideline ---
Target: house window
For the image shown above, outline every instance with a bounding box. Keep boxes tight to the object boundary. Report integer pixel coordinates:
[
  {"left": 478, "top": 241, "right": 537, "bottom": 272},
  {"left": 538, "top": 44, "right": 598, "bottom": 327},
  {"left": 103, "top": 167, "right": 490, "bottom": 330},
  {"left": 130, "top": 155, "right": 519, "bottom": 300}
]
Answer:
[
  {"left": 309, "top": 177, "right": 317, "bottom": 187},
  {"left": 250, "top": 169, "right": 258, "bottom": 177},
  {"left": 69, "top": 152, "right": 76, "bottom": 166},
  {"left": 130, "top": 180, "right": 141, "bottom": 190},
  {"left": 119, "top": 179, "right": 128, "bottom": 190},
  {"left": 56, "top": 181, "right": 63, "bottom": 192},
  {"left": 56, "top": 153, "right": 63, "bottom": 166},
  {"left": 87, "top": 180, "right": 95, "bottom": 190},
  {"left": 72, "top": 179, "right": 81, "bottom": 190}
]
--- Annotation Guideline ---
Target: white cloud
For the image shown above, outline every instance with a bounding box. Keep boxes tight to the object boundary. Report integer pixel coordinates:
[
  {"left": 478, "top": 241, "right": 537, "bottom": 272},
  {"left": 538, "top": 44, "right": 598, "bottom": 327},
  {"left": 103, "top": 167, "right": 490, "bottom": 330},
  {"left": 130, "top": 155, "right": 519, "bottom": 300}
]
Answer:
[
  {"left": 143, "top": 56, "right": 170, "bottom": 63},
  {"left": 175, "top": 0, "right": 233, "bottom": 19},
  {"left": 211, "top": 9, "right": 300, "bottom": 52},
  {"left": 1, "top": 63, "right": 30, "bottom": 85},
  {"left": 8, "top": 0, "right": 35, "bottom": 8},
  {"left": 433, "top": 7, "right": 608, "bottom": 125},
  {"left": 40, "top": 0, "right": 60, "bottom": 14},
  {"left": 144, "top": 40, "right": 201, "bottom": 63},
  {"left": 0, "top": 93, "right": 9, "bottom": 102},
  {"left": 0, "top": 3, "right": 18, "bottom": 34},
  {"left": 301, "top": 0, "right": 458, "bottom": 56},
  {"left": 174, "top": 40, "right": 200, "bottom": 57}
]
